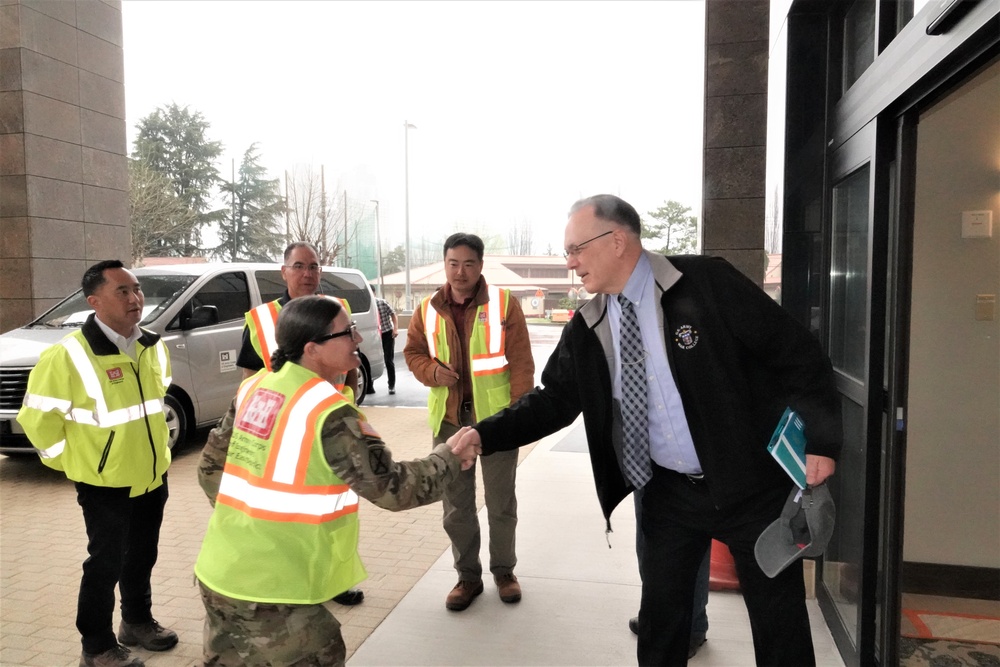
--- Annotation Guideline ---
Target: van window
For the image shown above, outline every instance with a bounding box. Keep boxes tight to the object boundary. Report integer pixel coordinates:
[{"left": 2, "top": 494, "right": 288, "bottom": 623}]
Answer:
[
  {"left": 26, "top": 275, "right": 195, "bottom": 329},
  {"left": 169, "top": 272, "right": 250, "bottom": 329},
  {"left": 256, "top": 270, "right": 372, "bottom": 313}
]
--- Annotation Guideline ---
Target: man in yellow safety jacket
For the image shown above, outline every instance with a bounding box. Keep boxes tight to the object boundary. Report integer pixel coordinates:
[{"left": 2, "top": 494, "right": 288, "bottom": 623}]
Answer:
[
  {"left": 403, "top": 233, "right": 535, "bottom": 612},
  {"left": 17, "top": 260, "right": 178, "bottom": 667}
]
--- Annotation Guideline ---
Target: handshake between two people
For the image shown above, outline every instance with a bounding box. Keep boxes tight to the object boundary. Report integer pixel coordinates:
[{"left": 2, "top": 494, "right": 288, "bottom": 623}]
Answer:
[{"left": 446, "top": 426, "right": 482, "bottom": 471}]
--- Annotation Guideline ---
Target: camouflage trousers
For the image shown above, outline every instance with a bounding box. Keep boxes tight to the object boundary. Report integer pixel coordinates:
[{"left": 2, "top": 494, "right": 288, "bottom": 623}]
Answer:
[{"left": 199, "top": 580, "right": 346, "bottom": 666}]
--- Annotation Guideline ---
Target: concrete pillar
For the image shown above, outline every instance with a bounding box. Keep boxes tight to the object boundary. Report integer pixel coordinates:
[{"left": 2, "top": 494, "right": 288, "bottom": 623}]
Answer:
[
  {"left": 0, "top": 0, "right": 129, "bottom": 332},
  {"left": 701, "top": 0, "right": 770, "bottom": 284}
]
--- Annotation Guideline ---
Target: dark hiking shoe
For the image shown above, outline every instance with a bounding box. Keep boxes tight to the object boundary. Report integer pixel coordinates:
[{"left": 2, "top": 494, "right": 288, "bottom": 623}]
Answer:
[
  {"left": 79, "top": 644, "right": 144, "bottom": 667},
  {"left": 117, "top": 619, "right": 178, "bottom": 651}
]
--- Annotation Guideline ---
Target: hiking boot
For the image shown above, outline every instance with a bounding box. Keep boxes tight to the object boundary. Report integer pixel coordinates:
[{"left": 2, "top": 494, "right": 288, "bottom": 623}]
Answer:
[
  {"left": 445, "top": 579, "right": 484, "bottom": 611},
  {"left": 332, "top": 588, "right": 365, "bottom": 605},
  {"left": 117, "top": 619, "right": 178, "bottom": 652},
  {"left": 495, "top": 573, "right": 522, "bottom": 603},
  {"left": 79, "top": 644, "right": 144, "bottom": 667}
]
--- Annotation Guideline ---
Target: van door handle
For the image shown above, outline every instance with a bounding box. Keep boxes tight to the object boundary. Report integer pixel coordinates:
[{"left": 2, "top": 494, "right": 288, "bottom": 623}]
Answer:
[{"left": 175, "top": 343, "right": 186, "bottom": 349}]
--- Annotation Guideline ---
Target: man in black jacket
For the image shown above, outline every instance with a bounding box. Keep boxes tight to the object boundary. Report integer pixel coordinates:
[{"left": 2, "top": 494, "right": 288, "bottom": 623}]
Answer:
[{"left": 455, "top": 194, "right": 841, "bottom": 665}]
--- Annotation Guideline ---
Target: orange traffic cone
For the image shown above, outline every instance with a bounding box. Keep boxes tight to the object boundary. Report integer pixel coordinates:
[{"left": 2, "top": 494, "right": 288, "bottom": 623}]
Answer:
[{"left": 708, "top": 539, "right": 740, "bottom": 591}]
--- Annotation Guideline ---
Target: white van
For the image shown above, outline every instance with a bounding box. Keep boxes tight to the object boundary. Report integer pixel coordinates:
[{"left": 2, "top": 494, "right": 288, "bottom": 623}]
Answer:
[{"left": 0, "top": 263, "right": 384, "bottom": 455}]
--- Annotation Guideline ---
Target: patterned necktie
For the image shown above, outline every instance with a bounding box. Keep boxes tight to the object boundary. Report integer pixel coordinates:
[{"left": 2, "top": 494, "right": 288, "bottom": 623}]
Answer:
[{"left": 617, "top": 294, "right": 652, "bottom": 488}]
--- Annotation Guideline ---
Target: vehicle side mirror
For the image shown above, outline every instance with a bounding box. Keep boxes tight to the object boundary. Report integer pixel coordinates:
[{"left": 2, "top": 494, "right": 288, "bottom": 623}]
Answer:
[{"left": 183, "top": 305, "right": 219, "bottom": 330}]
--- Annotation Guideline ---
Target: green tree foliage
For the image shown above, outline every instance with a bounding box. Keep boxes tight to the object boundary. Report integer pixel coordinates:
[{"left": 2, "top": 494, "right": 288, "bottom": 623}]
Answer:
[
  {"left": 132, "top": 104, "right": 224, "bottom": 255},
  {"left": 215, "top": 144, "right": 286, "bottom": 262},
  {"left": 381, "top": 245, "right": 406, "bottom": 275},
  {"left": 128, "top": 156, "right": 199, "bottom": 264},
  {"left": 642, "top": 200, "right": 698, "bottom": 255}
]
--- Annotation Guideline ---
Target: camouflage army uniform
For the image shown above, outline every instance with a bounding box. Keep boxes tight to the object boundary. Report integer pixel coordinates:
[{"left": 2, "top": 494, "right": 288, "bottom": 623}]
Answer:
[{"left": 197, "top": 398, "right": 460, "bottom": 666}]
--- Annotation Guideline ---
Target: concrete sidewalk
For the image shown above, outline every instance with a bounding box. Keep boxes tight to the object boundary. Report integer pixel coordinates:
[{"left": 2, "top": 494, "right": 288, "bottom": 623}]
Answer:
[{"left": 0, "top": 404, "right": 843, "bottom": 666}]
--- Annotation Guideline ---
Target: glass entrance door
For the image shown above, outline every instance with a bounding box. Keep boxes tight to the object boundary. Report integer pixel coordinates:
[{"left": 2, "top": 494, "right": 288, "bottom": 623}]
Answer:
[{"left": 818, "top": 119, "right": 889, "bottom": 666}]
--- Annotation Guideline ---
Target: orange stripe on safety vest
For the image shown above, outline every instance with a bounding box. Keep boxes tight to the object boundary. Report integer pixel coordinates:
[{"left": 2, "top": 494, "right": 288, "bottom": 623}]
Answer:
[
  {"left": 250, "top": 301, "right": 281, "bottom": 371},
  {"left": 221, "top": 460, "right": 349, "bottom": 494},
  {"left": 216, "top": 493, "right": 358, "bottom": 525},
  {"left": 263, "top": 377, "right": 326, "bottom": 480}
]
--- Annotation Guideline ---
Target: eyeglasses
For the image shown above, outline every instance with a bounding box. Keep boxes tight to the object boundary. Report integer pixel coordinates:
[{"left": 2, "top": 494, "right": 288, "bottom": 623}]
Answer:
[
  {"left": 563, "top": 230, "right": 613, "bottom": 258},
  {"left": 312, "top": 321, "right": 358, "bottom": 344},
  {"left": 284, "top": 263, "right": 322, "bottom": 273}
]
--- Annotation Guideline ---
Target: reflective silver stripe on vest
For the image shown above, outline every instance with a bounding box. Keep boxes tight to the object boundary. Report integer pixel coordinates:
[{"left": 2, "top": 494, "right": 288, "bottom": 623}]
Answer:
[
  {"left": 36, "top": 439, "right": 66, "bottom": 459},
  {"left": 470, "top": 355, "right": 508, "bottom": 373},
  {"left": 273, "top": 381, "right": 338, "bottom": 485},
  {"left": 423, "top": 294, "right": 441, "bottom": 360},
  {"left": 155, "top": 340, "right": 171, "bottom": 387},
  {"left": 60, "top": 336, "right": 163, "bottom": 428},
  {"left": 255, "top": 302, "right": 279, "bottom": 360},
  {"left": 22, "top": 393, "right": 72, "bottom": 413},
  {"left": 485, "top": 284, "right": 502, "bottom": 354},
  {"left": 218, "top": 473, "right": 360, "bottom": 517}
]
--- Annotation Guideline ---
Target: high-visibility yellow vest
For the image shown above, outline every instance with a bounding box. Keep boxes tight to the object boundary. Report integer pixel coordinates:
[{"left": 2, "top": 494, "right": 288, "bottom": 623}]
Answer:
[
  {"left": 421, "top": 284, "right": 512, "bottom": 435},
  {"left": 17, "top": 320, "right": 172, "bottom": 497},
  {"left": 194, "top": 362, "right": 367, "bottom": 604},
  {"left": 245, "top": 296, "right": 355, "bottom": 402}
]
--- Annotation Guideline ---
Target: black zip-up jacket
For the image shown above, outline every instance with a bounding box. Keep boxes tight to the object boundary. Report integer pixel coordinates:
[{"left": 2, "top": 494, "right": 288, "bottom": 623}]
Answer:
[{"left": 476, "top": 253, "right": 842, "bottom": 524}]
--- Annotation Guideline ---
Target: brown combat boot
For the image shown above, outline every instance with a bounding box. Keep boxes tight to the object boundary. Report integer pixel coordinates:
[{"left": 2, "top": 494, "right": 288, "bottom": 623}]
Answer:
[
  {"left": 495, "top": 573, "right": 522, "bottom": 603},
  {"left": 445, "top": 579, "right": 484, "bottom": 611},
  {"left": 79, "top": 644, "right": 144, "bottom": 667}
]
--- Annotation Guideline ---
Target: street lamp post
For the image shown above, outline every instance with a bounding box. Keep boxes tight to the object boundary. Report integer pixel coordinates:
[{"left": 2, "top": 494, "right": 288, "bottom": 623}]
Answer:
[
  {"left": 403, "top": 120, "right": 416, "bottom": 311},
  {"left": 371, "top": 199, "right": 384, "bottom": 299}
]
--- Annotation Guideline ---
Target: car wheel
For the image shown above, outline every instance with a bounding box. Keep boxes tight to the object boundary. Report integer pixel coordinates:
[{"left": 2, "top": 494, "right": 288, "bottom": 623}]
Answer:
[
  {"left": 164, "top": 393, "right": 188, "bottom": 452},
  {"left": 355, "top": 357, "right": 371, "bottom": 406}
]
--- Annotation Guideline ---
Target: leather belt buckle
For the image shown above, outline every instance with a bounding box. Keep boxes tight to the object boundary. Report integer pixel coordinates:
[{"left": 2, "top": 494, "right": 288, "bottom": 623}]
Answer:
[{"left": 460, "top": 401, "right": 473, "bottom": 413}]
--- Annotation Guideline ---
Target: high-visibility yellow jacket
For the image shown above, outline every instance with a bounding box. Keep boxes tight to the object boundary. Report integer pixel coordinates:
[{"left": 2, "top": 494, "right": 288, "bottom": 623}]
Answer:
[
  {"left": 194, "top": 362, "right": 366, "bottom": 604},
  {"left": 245, "top": 295, "right": 355, "bottom": 402},
  {"left": 421, "top": 284, "right": 513, "bottom": 436},
  {"left": 16, "top": 315, "right": 172, "bottom": 497}
]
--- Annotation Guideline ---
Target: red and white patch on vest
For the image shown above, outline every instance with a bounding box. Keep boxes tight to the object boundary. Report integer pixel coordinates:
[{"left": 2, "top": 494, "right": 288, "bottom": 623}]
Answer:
[
  {"left": 237, "top": 388, "right": 285, "bottom": 439},
  {"left": 106, "top": 367, "right": 124, "bottom": 382},
  {"left": 358, "top": 419, "right": 381, "bottom": 440}
]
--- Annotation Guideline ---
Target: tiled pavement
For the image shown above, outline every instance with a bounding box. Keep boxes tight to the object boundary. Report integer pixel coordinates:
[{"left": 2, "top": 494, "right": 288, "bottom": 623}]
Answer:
[
  {"left": 0, "top": 405, "right": 517, "bottom": 667},
  {"left": 1, "top": 400, "right": 843, "bottom": 667}
]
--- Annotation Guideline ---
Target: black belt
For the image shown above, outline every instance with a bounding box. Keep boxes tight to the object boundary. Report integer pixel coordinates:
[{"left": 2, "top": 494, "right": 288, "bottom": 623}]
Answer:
[
  {"left": 656, "top": 465, "right": 706, "bottom": 485},
  {"left": 460, "top": 401, "right": 473, "bottom": 413}
]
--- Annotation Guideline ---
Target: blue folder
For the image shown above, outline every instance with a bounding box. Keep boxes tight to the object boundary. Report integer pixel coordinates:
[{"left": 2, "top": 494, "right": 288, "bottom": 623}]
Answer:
[{"left": 767, "top": 407, "right": 807, "bottom": 489}]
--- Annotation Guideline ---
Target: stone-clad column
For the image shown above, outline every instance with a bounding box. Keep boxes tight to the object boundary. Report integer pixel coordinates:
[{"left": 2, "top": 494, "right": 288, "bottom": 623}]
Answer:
[
  {"left": 701, "top": 0, "right": 770, "bottom": 284},
  {"left": 0, "top": 0, "right": 128, "bottom": 332}
]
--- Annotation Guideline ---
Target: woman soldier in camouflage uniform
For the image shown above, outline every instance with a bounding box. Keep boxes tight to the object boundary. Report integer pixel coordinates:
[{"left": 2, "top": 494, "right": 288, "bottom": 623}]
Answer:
[{"left": 195, "top": 296, "right": 475, "bottom": 666}]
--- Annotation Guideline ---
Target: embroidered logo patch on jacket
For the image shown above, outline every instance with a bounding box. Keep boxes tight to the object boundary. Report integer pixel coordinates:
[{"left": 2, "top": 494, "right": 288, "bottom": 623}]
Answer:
[{"left": 674, "top": 325, "right": 699, "bottom": 350}]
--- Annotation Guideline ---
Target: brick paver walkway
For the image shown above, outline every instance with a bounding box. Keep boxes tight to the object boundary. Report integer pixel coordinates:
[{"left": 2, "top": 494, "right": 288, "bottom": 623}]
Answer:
[{"left": 0, "top": 405, "right": 518, "bottom": 667}]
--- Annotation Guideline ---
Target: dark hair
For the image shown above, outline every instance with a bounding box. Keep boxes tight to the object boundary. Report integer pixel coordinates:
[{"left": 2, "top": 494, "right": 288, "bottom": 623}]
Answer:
[
  {"left": 443, "top": 233, "right": 485, "bottom": 261},
  {"left": 569, "top": 194, "right": 642, "bottom": 236},
  {"left": 270, "top": 296, "right": 344, "bottom": 371},
  {"left": 283, "top": 241, "right": 320, "bottom": 263},
  {"left": 81, "top": 259, "right": 126, "bottom": 297}
]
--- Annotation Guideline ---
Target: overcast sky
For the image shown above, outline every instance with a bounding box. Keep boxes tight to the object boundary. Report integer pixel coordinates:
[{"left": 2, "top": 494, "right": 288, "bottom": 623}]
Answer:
[{"left": 121, "top": 0, "right": 706, "bottom": 256}]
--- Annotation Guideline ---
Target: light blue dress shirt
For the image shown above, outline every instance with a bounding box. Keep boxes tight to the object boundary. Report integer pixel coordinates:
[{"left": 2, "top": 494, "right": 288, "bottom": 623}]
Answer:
[{"left": 610, "top": 253, "right": 702, "bottom": 474}]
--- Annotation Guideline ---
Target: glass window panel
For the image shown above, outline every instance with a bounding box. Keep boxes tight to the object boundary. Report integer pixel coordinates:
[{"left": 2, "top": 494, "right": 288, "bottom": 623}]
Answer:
[
  {"left": 189, "top": 272, "right": 250, "bottom": 323},
  {"left": 843, "top": 0, "right": 876, "bottom": 92},
  {"left": 823, "top": 397, "right": 867, "bottom": 646},
  {"left": 829, "top": 166, "right": 870, "bottom": 380}
]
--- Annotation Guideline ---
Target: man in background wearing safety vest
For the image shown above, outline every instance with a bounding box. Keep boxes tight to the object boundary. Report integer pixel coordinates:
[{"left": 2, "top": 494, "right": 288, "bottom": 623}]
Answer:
[
  {"left": 18, "top": 260, "right": 178, "bottom": 667},
  {"left": 234, "top": 241, "right": 363, "bottom": 606},
  {"left": 403, "top": 233, "right": 535, "bottom": 611}
]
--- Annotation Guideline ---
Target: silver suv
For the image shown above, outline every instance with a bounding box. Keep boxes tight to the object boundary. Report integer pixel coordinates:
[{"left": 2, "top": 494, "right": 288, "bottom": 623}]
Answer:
[{"left": 0, "top": 263, "right": 384, "bottom": 455}]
